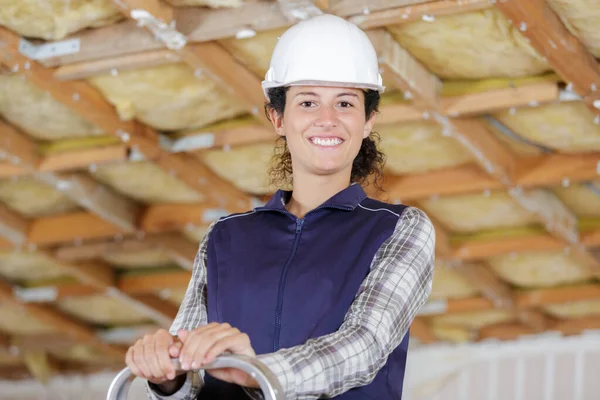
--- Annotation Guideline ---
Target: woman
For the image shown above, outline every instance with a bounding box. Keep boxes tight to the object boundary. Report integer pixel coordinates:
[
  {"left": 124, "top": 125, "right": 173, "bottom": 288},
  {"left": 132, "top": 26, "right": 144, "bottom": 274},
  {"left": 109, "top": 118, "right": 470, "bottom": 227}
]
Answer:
[{"left": 127, "top": 13, "right": 435, "bottom": 400}]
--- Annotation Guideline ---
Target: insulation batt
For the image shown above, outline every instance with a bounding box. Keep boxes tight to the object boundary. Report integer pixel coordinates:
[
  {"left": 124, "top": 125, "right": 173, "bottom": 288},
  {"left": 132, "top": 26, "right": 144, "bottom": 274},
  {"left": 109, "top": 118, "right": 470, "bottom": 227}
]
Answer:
[
  {"left": 419, "top": 190, "right": 539, "bottom": 233},
  {"left": 493, "top": 102, "right": 600, "bottom": 153},
  {"left": 553, "top": 180, "right": 600, "bottom": 217},
  {"left": 219, "top": 27, "right": 285, "bottom": 77},
  {"left": 0, "top": 178, "right": 80, "bottom": 217},
  {"left": 547, "top": 0, "right": 600, "bottom": 57},
  {"left": 377, "top": 121, "right": 473, "bottom": 174},
  {"left": 91, "top": 161, "right": 205, "bottom": 203},
  {"left": 0, "top": 0, "right": 122, "bottom": 40},
  {"left": 200, "top": 143, "right": 277, "bottom": 195},
  {"left": 0, "top": 74, "right": 104, "bottom": 140},
  {"left": 0, "top": 302, "right": 57, "bottom": 334},
  {"left": 56, "top": 295, "right": 152, "bottom": 326},
  {"left": 430, "top": 262, "right": 480, "bottom": 300},
  {"left": 487, "top": 250, "right": 594, "bottom": 288},
  {"left": 87, "top": 63, "right": 247, "bottom": 132},
  {"left": 102, "top": 248, "right": 176, "bottom": 269},
  {"left": 388, "top": 8, "right": 549, "bottom": 80},
  {"left": 0, "top": 251, "right": 70, "bottom": 283}
]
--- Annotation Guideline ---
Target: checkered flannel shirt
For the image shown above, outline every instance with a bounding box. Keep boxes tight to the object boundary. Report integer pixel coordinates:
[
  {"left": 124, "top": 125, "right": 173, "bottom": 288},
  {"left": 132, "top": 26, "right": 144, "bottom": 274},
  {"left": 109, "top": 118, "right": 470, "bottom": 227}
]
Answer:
[{"left": 146, "top": 206, "right": 435, "bottom": 399}]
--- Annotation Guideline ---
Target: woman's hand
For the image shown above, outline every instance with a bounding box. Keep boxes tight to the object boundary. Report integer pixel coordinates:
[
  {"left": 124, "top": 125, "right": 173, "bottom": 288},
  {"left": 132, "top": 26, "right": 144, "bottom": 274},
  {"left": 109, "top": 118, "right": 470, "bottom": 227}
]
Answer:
[
  {"left": 125, "top": 328, "right": 185, "bottom": 386},
  {"left": 177, "top": 322, "right": 259, "bottom": 388}
]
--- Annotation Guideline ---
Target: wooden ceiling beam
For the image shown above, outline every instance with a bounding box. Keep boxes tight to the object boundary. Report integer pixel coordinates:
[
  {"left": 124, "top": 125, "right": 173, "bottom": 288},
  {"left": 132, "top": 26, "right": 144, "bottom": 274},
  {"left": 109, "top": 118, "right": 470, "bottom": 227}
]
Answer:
[
  {"left": 0, "top": 205, "right": 29, "bottom": 248},
  {"left": 111, "top": 0, "right": 272, "bottom": 130},
  {"left": 368, "top": 27, "right": 600, "bottom": 275},
  {"left": 0, "top": 26, "right": 252, "bottom": 211},
  {"left": 0, "top": 280, "right": 126, "bottom": 360},
  {"left": 496, "top": 0, "right": 600, "bottom": 115}
]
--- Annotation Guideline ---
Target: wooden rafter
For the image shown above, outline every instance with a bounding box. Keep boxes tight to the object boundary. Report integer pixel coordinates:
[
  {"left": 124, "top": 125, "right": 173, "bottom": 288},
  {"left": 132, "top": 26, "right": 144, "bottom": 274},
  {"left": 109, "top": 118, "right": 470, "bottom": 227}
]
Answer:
[
  {"left": 0, "top": 26, "right": 252, "bottom": 212},
  {"left": 111, "top": 0, "right": 272, "bottom": 129},
  {"left": 496, "top": 0, "right": 600, "bottom": 115},
  {"left": 0, "top": 120, "right": 140, "bottom": 233},
  {"left": 0, "top": 205, "right": 29, "bottom": 247},
  {"left": 368, "top": 27, "right": 600, "bottom": 276},
  {"left": 0, "top": 280, "right": 126, "bottom": 360}
]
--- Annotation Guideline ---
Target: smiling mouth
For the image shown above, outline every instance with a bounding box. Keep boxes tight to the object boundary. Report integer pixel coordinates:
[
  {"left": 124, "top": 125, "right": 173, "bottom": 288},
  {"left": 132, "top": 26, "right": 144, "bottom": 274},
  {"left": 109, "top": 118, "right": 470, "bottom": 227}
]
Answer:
[{"left": 309, "top": 137, "right": 344, "bottom": 147}]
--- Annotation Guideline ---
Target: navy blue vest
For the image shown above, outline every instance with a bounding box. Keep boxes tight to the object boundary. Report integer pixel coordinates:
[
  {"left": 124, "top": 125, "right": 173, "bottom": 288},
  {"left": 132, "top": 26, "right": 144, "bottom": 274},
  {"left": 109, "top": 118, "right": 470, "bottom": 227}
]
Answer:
[{"left": 201, "top": 184, "right": 410, "bottom": 399}]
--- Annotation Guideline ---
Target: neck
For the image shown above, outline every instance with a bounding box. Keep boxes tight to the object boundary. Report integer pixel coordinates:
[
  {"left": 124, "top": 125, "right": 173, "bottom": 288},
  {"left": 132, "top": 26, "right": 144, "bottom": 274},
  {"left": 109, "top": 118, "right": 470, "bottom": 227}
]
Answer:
[{"left": 285, "top": 170, "right": 352, "bottom": 218}]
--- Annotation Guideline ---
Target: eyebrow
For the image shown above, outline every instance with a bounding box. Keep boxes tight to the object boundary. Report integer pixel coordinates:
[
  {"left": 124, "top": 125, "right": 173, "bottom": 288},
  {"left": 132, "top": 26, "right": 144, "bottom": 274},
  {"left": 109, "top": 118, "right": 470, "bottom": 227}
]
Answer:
[{"left": 294, "top": 91, "right": 359, "bottom": 98}]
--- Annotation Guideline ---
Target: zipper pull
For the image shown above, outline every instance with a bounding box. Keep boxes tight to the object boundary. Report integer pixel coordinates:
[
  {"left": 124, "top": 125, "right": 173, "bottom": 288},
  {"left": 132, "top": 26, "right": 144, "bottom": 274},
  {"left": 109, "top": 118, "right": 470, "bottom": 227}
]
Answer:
[{"left": 296, "top": 218, "right": 304, "bottom": 233}]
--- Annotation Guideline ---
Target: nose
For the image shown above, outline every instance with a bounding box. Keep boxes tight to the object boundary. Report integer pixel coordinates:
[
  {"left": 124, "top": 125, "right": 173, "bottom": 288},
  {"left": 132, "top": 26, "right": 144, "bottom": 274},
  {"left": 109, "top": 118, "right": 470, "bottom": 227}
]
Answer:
[{"left": 313, "top": 105, "right": 338, "bottom": 128}]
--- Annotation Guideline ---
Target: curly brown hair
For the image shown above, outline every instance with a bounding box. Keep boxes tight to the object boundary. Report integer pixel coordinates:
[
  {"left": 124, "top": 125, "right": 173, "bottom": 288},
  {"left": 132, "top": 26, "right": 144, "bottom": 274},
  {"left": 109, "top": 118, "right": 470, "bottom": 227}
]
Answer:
[{"left": 264, "top": 87, "right": 386, "bottom": 191}]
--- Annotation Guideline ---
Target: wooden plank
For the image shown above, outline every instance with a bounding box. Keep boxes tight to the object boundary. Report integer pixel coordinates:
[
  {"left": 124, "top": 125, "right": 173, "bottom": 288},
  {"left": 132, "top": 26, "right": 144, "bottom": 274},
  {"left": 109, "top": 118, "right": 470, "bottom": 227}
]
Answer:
[
  {"left": 551, "top": 316, "right": 600, "bottom": 336},
  {"left": 28, "top": 212, "right": 125, "bottom": 246},
  {"left": 496, "top": 0, "right": 600, "bottom": 114},
  {"left": 54, "top": 238, "right": 154, "bottom": 262},
  {"left": 147, "top": 233, "right": 199, "bottom": 271},
  {"left": 0, "top": 121, "right": 39, "bottom": 167},
  {"left": 0, "top": 27, "right": 250, "bottom": 210},
  {"left": 118, "top": 270, "right": 191, "bottom": 294},
  {"left": 409, "top": 317, "right": 437, "bottom": 344},
  {"left": 0, "top": 280, "right": 125, "bottom": 360},
  {"left": 514, "top": 153, "right": 600, "bottom": 187},
  {"left": 453, "top": 234, "right": 564, "bottom": 261},
  {"left": 385, "top": 164, "right": 504, "bottom": 202},
  {"left": 54, "top": 50, "right": 182, "bottom": 80},
  {"left": 35, "top": 171, "right": 141, "bottom": 233},
  {"left": 141, "top": 203, "right": 217, "bottom": 232},
  {"left": 112, "top": 0, "right": 174, "bottom": 24},
  {"left": 440, "top": 82, "right": 559, "bottom": 117},
  {"left": 452, "top": 263, "right": 514, "bottom": 308},
  {"left": 516, "top": 310, "right": 553, "bottom": 332},
  {"left": 477, "top": 323, "right": 537, "bottom": 342},
  {"left": 0, "top": 205, "right": 29, "bottom": 247},
  {"left": 0, "top": 162, "right": 27, "bottom": 179},
  {"left": 350, "top": 0, "right": 492, "bottom": 29},
  {"left": 515, "top": 284, "right": 600, "bottom": 308}
]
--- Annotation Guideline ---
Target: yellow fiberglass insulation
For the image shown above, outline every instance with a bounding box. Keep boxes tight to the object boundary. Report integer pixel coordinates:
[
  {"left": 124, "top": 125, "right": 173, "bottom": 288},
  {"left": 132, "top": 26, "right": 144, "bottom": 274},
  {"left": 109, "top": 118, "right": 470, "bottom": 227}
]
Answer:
[
  {"left": 487, "top": 250, "right": 594, "bottom": 288},
  {"left": 102, "top": 248, "right": 175, "bottom": 270},
  {"left": 0, "top": 74, "right": 104, "bottom": 140},
  {"left": 418, "top": 190, "right": 539, "bottom": 233},
  {"left": 219, "top": 28, "right": 285, "bottom": 78},
  {"left": 553, "top": 180, "right": 600, "bottom": 217},
  {"left": 0, "top": 250, "right": 70, "bottom": 283},
  {"left": 91, "top": 161, "right": 205, "bottom": 204},
  {"left": 0, "top": 178, "right": 80, "bottom": 217},
  {"left": 87, "top": 63, "right": 247, "bottom": 132},
  {"left": 200, "top": 142, "right": 277, "bottom": 195},
  {"left": 430, "top": 262, "right": 480, "bottom": 300},
  {"left": 493, "top": 102, "right": 600, "bottom": 153},
  {"left": 547, "top": 0, "right": 600, "bottom": 58},
  {"left": 388, "top": 8, "right": 550, "bottom": 80},
  {"left": 165, "top": 0, "right": 245, "bottom": 7},
  {"left": 430, "top": 309, "right": 515, "bottom": 330},
  {"left": 0, "top": 0, "right": 122, "bottom": 41},
  {"left": 377, "top": 121, "right": 474, "bottom": 175},
  {"left": 0, "top": 302, "right": 57, "bottom": 334},
  {"left": 56, "top": 295, "right": 152, "bottom": 326},
  {"left": 543, "top": 299, "right": 600, "bottom": 319}
]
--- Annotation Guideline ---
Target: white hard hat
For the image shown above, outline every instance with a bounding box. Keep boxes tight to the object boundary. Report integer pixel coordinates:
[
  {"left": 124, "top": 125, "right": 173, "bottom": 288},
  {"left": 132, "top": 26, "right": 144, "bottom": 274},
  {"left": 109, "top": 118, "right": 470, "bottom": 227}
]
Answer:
[{"left": 262, "top": 14, "right": 385, "bottom": 100}]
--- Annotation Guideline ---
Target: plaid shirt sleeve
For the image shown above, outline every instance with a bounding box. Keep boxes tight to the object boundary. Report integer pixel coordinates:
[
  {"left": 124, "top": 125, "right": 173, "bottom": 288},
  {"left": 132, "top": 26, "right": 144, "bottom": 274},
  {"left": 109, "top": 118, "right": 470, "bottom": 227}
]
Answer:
[
  {"left": 249, "top": 206, "right": 436, "bottom": 399},
  {"left": 145, "top": 221, "right": 218, "bottom": 400},
  {"left": 148, "top": 206, "right": 435, "bottom": 400}
]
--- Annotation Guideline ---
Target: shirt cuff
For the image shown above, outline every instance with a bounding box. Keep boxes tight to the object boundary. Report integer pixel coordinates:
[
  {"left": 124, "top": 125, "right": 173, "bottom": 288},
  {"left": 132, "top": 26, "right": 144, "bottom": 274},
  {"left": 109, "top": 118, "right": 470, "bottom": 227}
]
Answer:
[
  {"left": 256, "top": 352, "right": 295, "bottom": 399},
  {"left": 145, "top": 371, "right": 201, "bottom": 400}
]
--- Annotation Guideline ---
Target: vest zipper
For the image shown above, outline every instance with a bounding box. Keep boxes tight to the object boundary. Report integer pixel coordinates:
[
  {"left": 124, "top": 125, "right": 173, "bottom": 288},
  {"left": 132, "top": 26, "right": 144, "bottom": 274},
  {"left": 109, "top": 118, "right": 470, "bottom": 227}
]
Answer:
[{"left": 273, "top": 217, "right": 304, "bottom": 351}]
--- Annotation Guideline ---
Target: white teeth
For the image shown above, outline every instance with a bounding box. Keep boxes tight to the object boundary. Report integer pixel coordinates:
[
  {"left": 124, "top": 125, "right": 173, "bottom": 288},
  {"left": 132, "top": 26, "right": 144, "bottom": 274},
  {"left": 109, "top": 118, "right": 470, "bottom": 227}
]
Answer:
[{"left": 311, "top": 137, "right": 342, "bottom": 146}]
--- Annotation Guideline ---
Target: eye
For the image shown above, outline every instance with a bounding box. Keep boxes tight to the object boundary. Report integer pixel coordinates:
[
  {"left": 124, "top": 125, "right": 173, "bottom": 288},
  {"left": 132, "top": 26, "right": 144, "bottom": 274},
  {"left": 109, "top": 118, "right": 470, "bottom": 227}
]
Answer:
[
  {"left": 338, "top": 101, "right": 354, "bottom": 108},
  {"left": 300, "top": 101, "right": 316, "bottom": 108}
]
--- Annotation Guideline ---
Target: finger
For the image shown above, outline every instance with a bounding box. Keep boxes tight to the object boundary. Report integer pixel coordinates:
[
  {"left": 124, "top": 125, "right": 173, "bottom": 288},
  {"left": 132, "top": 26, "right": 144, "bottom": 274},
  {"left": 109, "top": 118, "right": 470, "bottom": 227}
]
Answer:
[
  {"left": 204, "top": 333, "right": 252, "bottom": 364},
  {"left": 126, "top": 346, "right": 142, "bottom": 378},
  {"left": 155, "top": 333, "right": 176, "bottom": 380},
  {"left": 178, "top": 323, "right": 225, "bottom": 367},
  {"left": 169, "top": 341, "right": 183, "bottom": 358},
  {"left": 180, "top": 324, "right": 235, "bottom": 369},
  {"left": 143, "top": 334, "right": 165, "bottom": 380},
  {"left": 132, "top": 341, "right": 153, "bottom": 379}
]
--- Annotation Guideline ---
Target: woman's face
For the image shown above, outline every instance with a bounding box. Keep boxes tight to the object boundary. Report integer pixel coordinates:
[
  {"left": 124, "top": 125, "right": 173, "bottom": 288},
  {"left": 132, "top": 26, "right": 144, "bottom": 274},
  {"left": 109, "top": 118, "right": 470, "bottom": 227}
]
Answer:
[{"left": 270, "top": 86, "right": 376, "bottom": 179}]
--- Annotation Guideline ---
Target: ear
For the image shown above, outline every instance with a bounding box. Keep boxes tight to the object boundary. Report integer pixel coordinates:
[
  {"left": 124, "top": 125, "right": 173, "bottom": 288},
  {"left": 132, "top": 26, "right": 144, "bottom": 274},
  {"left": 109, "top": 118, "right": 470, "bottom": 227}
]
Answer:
[
  {"left": 268, "top": 108, "right": 285, "bottom": 137},
  {"left": 363, "top": 111, "right": 377, "bottom": 139}
]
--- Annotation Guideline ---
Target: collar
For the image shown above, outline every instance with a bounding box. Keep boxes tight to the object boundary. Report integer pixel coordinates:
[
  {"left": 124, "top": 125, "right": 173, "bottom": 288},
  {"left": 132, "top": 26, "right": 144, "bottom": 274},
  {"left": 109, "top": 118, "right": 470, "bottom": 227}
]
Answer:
[{"left": 256, "top": 183, "right": 367, "bottom": 213}]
